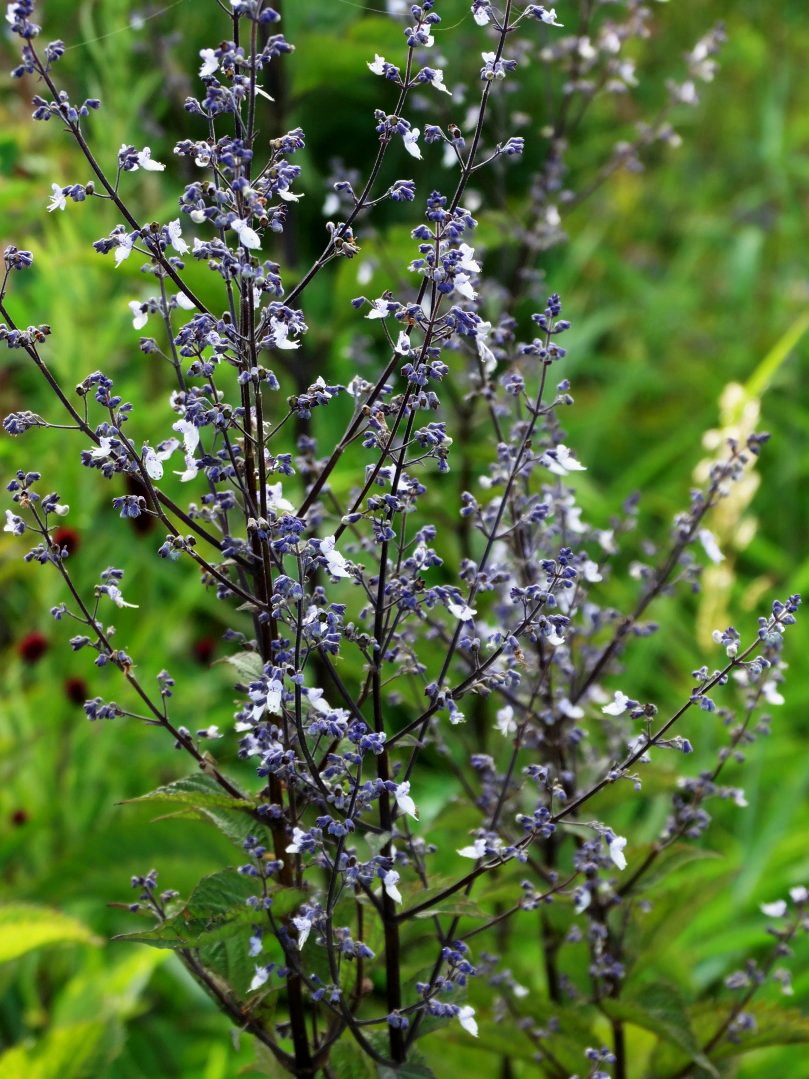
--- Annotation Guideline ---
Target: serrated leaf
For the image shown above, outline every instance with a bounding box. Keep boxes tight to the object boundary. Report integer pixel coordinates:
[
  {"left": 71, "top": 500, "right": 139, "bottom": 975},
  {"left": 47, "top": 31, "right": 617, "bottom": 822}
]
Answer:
[
  {"left": 218, "top": 649, "right": 264, "bottom": 683},
  {"left": 0, "top": 905, "right": 101, "bottom": 962},
  {"left": 123, "top": 772, "right": 257, "bottom": 847},
  {"left": 113, "top": 868, "right": 306, "bottom": 951},
  {"left": 600, "top": 983, "right": 717, "bottom": 1076}
]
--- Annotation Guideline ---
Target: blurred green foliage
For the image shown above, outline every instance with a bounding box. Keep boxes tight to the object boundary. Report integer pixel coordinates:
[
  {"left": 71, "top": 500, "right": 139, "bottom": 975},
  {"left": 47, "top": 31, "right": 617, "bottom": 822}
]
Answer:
[{"left": 1, "top": 1, "right": 808, "bottom": 1075}]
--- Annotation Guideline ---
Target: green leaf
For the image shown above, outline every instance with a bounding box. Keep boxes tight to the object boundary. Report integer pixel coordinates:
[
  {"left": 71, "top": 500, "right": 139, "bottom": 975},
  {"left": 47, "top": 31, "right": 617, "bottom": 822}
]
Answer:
[
  {"left": 0, "top": 905, "right": 101, "bottom": 962},
  {"left": 124, "top": 772, "right": 255, "bottom": 812},
  {"left": 0, "top": 1018, "right": 122, "bottom": 1079},
  {"left": 329, "top": 1034, "right": 377, "bottom": 1079},
  {"left": 218, "top": 649, "right": 264, "bottom": 684},
  {"left": 600, "top": 983, "right": 718, "bottom": 1076},
  {"left": 113, "top": 868, "right": 306, "bottom": 951},
  {"left": 123, "top": 772, "right": 257, "bottom": 846},
  {"left": 377, "top": 1064, "right": 437, "bottom": 1079}
]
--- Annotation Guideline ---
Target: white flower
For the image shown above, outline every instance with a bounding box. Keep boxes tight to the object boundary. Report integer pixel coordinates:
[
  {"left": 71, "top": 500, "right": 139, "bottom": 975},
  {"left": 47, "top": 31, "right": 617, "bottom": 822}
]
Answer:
[
  {"left": 428, "top": 68, "right": 452, "bottom": 95},
  {"left": 269, "top": 317, "right": 300, "bottom": 350},
  {"left": 198, "top": 48, "right": 219, "bottom": 77},
  {"left": 541, "top": 443, "right": 587, "bottom": 475},
  {"left": 52, "top": 502, "right": 70, "bottom": 516},
  {"left": 582, "top": 560, "right": 602, "bottom": 582},
  {"left": 175, "top": 291, "right": 196, "bottom": 311},
  {"left": 457, "top": 243, "right": 480, "bottom": 273},
  {"left": 114, "top": 235, "right": 133, "bottom": 267},
  {"left": 368, "top": 54, "right": 387, "bottom": 75},
  {"left": 457, "top": 1005, "right": 478, "bottom": 1038},
  {"left": 448, "top": 601, "right": 476, "bottom": 621},
  {"left": 473, "top": 6, "right": 491, "bottom": 27},
  {"left": 559, "top": 698, "right": 584, "bottom": 719},
  {"left": 321, "top": 535, "right": 351, "bottom": 578},
  {"left": 136, "top": 147, "right": 165, "bottom": 171},
  {"left": 383, "top": 870, "right": 402, "bottom": 904},
  {"left": 540, "top": 7, "right": 563, "bottom": 27},
  {"left": 286, "top": 827, "right": 308, "bottom": 854},
  {"left": 394, "top": 782, "right": 419, "bottom": 820},
  {"left": 172, "top": 418, "right": 200, "bottom": 481},
  {"left": 90, "top": 436, "right": 114, "bottom": 459},
  {"left": 608, "top": 835, "right": 628, "bottom": 871},
  {"left": 231, "top": 217, "right": 262, "bottom": 250},
  {"left": 453, "top": 272, "right": 477, "bottom": 300},
  {"left": 128, "top": 301, "right": 148, "bottom": 330},
  {"left": 172, "top": 418, "right": 200, "bottom": 456},
  {"left": 366, "top": 297, "right": 392, "bottom": 319},
  {"left": 698, "top": 528, "right": 724, "bottom": 564},
  {"left": 4, "top": 509, "right": 25, "bottom": 534},
  {"left": 249, "top": 966, "right": 270, "bottom": 992},
  {"left": 457, "top": 837, "right": 488, "bottom": 859},
  {"left": 190, "top": 208, "right": 207, "bottom": 224},
  {"left": 760, "top": 900, "right": 787, "bottom": 918},
  {"left": 475, "top": 321, "right": 497, "bottom": 374},
  {"left": 790, "top": 886, "right": 808, "bottom": 904},
  {"left": 761, "top": 680, "right": 784, "bottom": 706},
  {"left": 266, "top": 482, "right": 295, "bottom": 514},
  {"left": 167, "top": 218, "right": 189, "bottom": 254},
  {"left": 142, "top": 445, "right": 163, "bottom": 480},
  {"left": 496, "top": 705, "right": 517, "bottom": 737},
  {"left": 403, "top": 127, "right": 422, "bottom": 159},
  {"left": 47, "top": 183, "right": 67, "bottom": 212},
  {"left": 574, "top": 886, "right": 592, "bottom": 913},
  {"left": 602, "top": 691, "right": 630, "bottom": 717},
  {"left": 105, "top": 584, "right": 139, "bottom": 609}
]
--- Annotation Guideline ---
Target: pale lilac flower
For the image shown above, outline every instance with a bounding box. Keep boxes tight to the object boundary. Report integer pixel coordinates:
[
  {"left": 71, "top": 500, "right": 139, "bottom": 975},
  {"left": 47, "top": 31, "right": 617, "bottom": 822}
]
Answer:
[
  {"left": 698, "top": 528, "right": 724, "bottom": 564},
  {"left": 46, "top": 183, "right": 67, "bottom": 212},
  {"left": 142, "top": 445, "right": 163, "bottom": 480},
  {"left": 383, "top": 870, "right": 402, "bottom": 903},
  {"left": 292, "top": 913, "right": 313, "bottom": 948},
  {"left": 608, "top": 835, "right": 628, "bottom": 870},
  {"left": 105, "top": 584, "right": 139, "bottom": 609},
  {"left": 231, "top": 217, "right": 262, "bottom": 250},
  {"left": 472, "top": 5, "right": 491, "bottom": 27},
  {"left": 457, "top": 1006, "right": 478, "bottom": 1037},
  {"left": 582, "top": 560, "right": 602, "bottom": 583},
  {"left": 535, "top": 6, "right": 563, "bottom": 27},
  {"left": 286, "top": 827, "right": 308, "bottom": 854},
  {"left": 448, "top": 601, "right": 476, "bottom": 621}
]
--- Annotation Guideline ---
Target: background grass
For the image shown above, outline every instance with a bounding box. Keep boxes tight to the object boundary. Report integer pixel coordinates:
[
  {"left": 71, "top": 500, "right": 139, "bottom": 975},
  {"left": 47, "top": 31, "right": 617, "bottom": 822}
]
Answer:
[{"left": 1, "top": 1, "right": 808, "bottom": 1075}]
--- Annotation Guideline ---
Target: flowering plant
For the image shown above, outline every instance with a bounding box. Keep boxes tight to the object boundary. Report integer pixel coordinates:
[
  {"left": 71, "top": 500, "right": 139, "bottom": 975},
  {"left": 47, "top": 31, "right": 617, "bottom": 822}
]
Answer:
[{"left": 2, "top": 2, "right": 806, "bottom": 1076}]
